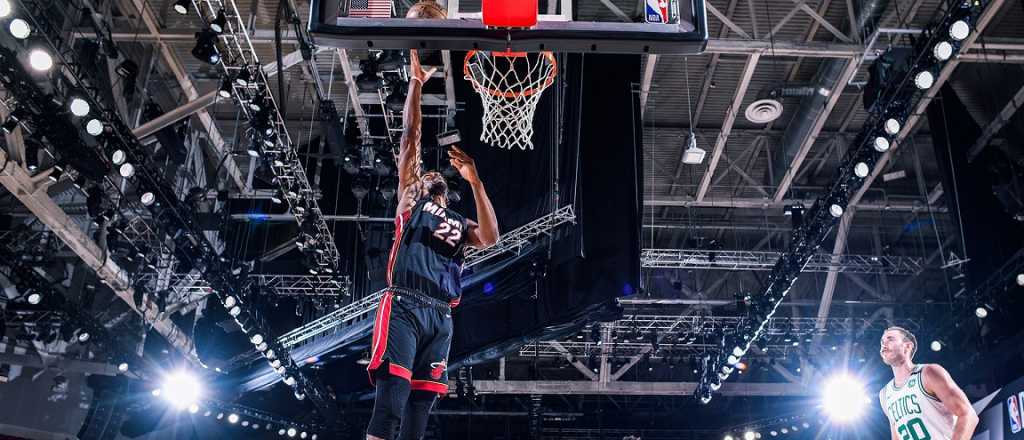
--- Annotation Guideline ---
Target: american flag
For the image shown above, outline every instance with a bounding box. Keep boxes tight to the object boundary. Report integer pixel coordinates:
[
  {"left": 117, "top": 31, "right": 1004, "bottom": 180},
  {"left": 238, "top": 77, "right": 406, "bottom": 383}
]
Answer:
[{"left": 347, "top": 0, "right": 392, "bottom": 18}]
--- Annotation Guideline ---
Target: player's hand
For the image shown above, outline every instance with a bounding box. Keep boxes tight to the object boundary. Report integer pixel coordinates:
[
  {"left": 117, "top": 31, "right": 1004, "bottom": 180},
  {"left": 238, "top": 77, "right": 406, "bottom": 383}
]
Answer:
[
  {"left": 448, "top": 146, "right": 479, "bottom": 184},
  {"left": 409, "top": 49, "right": 437, "bottom": 84}
]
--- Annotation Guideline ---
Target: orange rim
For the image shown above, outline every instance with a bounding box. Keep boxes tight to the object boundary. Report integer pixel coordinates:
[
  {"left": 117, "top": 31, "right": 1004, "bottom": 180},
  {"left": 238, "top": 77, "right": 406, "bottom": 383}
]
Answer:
[{"left": 464, "top": 50, "right": 558, "bottom": 99}]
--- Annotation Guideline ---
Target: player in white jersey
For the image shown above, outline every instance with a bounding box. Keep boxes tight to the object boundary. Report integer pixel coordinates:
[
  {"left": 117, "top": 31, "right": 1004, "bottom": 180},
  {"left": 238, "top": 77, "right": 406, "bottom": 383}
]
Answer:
[{"left": 879, "top": 327, "right": 978, "bottom": 440}]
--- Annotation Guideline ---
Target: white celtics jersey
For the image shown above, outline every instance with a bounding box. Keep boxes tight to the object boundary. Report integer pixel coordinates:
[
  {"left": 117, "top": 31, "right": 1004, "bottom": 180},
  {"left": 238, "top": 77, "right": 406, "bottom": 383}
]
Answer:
[{"left": 880, "top": 365, "right": 955, "bottom": 440}]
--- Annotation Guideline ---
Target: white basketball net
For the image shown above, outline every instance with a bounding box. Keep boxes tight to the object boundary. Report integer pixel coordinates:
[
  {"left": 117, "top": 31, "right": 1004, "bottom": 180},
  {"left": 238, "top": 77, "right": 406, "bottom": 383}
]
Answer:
[{"left": 464, "top": 51, "right": 557, "bottom": 150}]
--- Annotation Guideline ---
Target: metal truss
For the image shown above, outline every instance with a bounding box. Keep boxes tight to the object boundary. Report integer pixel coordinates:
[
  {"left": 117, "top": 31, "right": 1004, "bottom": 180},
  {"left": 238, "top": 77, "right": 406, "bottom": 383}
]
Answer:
[
  {"left": 465, "top": 205, "right": 576, "bottom": 268},
  {"left": 134, "top": 273, "right": 352, "bottom": 298},
  {"left": 641, "top": 248, "right": 924, "bottom": 275},
  {"left": 192, "top": 0, "right": 340, "bottom": 270},
  {"left": 521, "top": 314, "right": 921, "bottom": 360},
  {"left": 277, "top": 290, "right": 382, "bottom": 348}
]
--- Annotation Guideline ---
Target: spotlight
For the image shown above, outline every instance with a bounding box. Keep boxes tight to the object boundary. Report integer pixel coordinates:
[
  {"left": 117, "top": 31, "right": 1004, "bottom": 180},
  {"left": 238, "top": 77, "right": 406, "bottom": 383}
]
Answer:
[
  {"left": 118, "top": 362, "right": 129, "bottom": 373},
  {"left": 242, "top": 421, "right": 249, "bottom": 427},
  {"left": 727, "top": 355, "right": 739, "bottom": 365},
  {"left": 725, "top": 435, "right": 735, "bottom": 440},
  {"left": 247, "top": 145, "right": 261, "bottom": 158},
  {"left": 744, "top": 432, "right": 756, "bottom": 440},
  {"left": 210, "top": 9, "right": 227, "bottom": 33},
  {"left": 0, "top": 0, "right": 10, "bottom": 18},
  {"left": 283, "top": 376, "right": 296, "bottom": 386},
  {"left": 854, "top": 162, "right": 870, "bottom": 178},
  {"left": 265, "top": 349, "right": 276, "bottom": 360},
  {"left": 85, "top": 118, "right": 104, "bottom": 136},
  {"left": 300, "top": 433, "right": 307, "bottom": 439},
  {"left": 933, "top": 41, "right": 953, "bottom": 61},
  {"left": 873, "top": 136, "right": 890, "bottom": 153},
  {"left": 228, "top": 413, "right": 239, "bottom": 424},
  {"left": 251, "top": 334, "right": 264, "bottom": 345},
  {"left": 884, "top": 118, "right": 901, "bottom": 135},
  {"left": 111, "top": 150, "right": 127, "bottom": 165},
  {"left": 271, "top": 189, "right": 284, "bottom": 204},
  {"left": 288, "top": 428, "right": 297, "bottom": 437},
  {"left": 249, "top": 93, "right": 265, "bottom": 112},
  {"left": 188, "top": 404, "right": 199, "bottom": 414},
  {"left": 822, "top": 374, "right": 869, "bottom": 423},
  {"left": 270, "top": 359, "right": 281, "bottom": 369},
  {"left": 829, "top": 203, "right": 844, "bottom": 218},
  {"left": 223, "top": 296, "right": 237, "bottom": 308},
  {"left": 27, "top": 292, "right": 42, "bottom": 304},
  {"left": 191, "top": 30, "right": 220, "bottom": 65},
  {"left": 975, "top": 304, "right": 991, "bottom": 319},
  {"left": 275, "top": 366, "right": 286, "bottom": 375},
  {"left": 930, "top": 340, "right": 942, "bottom": 352},
  {"left": 8, "top": 18, "right": 30, "bottom": 39},
  {"left": 173, "top": 0, "right": 190, "bottom": 15},
  {"left": 914, "top": 71, "right": 934, "bottom": 90},
  {"left": 119, "top": 163, "right": 135, "bottom": 178},
  {"left": 77, "top": 331, "right": 90, "bottom": 343},
  {"left": 948, "top": 20, "right": 970, "bottom": 41},
  {"left": 141, "top": 191, "right": 156, "bottom": 206},
  {"left": 294, "top": 391, "right": 305, "bottom": 400},
  {"left": 229, "top": 306, "right": 241, "bottom": 317},
  {"left": 279, "top": 429, "right": 287, "bottom": 436},
  {"left": 160, "top": 371, "right": 202, "bottom": 409},
  {"left": 218, "top": 77, "right": 233, "bottom": 98},
  {"left": 235, "top": 67, "right": 252, "bottom": 86},
  {"left": 1016, "top": 273, "right": 1024, "bottom": 286},
  {"left": 28, "top": 48, "right": 54, "bottom": 72},
  {"left": 731, "top": 346, "right": 745, "bottom": 357},
  {"left": 69, "top": 97, "right": 91, "bottom": 117}
]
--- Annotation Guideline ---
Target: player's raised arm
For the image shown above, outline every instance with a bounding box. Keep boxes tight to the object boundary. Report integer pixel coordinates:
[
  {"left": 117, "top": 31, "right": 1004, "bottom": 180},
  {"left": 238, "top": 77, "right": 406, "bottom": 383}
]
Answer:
[
  {"left": 922, "top": 364, "right": 978, "bottom": 440},
  {"left": 396, "top": 50, "right": 437, "bottom": 215},
  {"left": 448, "top": 146, "right": 498, "bottom": 248}
]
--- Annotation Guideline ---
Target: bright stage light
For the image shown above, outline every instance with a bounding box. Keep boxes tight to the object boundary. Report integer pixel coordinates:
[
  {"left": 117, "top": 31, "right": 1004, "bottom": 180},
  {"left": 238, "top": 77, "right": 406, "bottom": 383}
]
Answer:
[
  {"left": 0, "top": 0, "right": 11, "bottom": 18},
  {"left": 86, "top": 118, "right": 103, "bottom": 136},
  {"left": 930, "top": 340, "right": 942, "bottom": 352},
  {"left": 948, "top": 20, "right": 970, "bottom": 41},
  {"left": 724, "top": 435, "right": 734, "bottom": 440},
  {"left": 288, "top": 428, "right": 297, "bottom": 437},
  {"left": 160, "top": 371, "right": 202, "bottom": 409},
  {"left": 188, "top": 404, "right": 199, "bottom": 414},
  {"left": 1016, "top": 273, "right": 1024, "bottom": 286},
  {"left": 854, "top": 162, "right": 870, "bottom": 178},
  {"left": 9, "top": 18, "right": 30, "bottom": 39},
  {"left": 743, "top": 431, "right": 756, "bottom": 440},
  {"left": 28, "top": 48, "right": 53, "bottom": 72},
  {"left": 933, "top": 41, "right": 953, "bottom": 61},
  {"left": 884, "top": 118, "right": 901, "bottom": 135},
  {"left": 822, "top": 374, "right": 870, "bottom": 423},
  {"left": 118, "top": 363, "right": 129, "bottom": 373},
  {"left": 228, "top": 413, "right": 239, "bottom": 424},
  {"left": 829, "top": 203, "right": 844, "bottom": 218},
  {"left": 914, "top": 71, "right": 934, "bottom": 90},
  {"left": 69, "top": 97, "right": 90, "bottom": 117}
]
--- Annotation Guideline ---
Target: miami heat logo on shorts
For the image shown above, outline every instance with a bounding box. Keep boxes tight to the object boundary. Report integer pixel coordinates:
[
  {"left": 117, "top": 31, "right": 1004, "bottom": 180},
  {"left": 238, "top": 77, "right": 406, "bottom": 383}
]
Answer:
[{"left": 429, "top": 360, "right": 447, "bottom": 380}]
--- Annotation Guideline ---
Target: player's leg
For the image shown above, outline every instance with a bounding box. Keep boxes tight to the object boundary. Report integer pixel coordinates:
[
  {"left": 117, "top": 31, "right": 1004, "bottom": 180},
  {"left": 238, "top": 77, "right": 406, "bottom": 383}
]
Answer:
[
  {"left": 366, "top": 293, "right": 418, "bottom": 439},
  {"left": 402, "top": 305, "right": 452, "bottom": 438},
  {"left": 367, "top": 370, "right": 412, "bottom": 440},
  {"left": 396, "top": 390, "right": 437, "bottom": 440}
]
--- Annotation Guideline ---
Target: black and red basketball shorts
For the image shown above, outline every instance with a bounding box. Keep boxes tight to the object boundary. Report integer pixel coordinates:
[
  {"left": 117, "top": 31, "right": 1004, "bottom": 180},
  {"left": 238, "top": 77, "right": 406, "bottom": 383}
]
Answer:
[{"left": 367, "top": 288, "right": 452, "bottom": 395}]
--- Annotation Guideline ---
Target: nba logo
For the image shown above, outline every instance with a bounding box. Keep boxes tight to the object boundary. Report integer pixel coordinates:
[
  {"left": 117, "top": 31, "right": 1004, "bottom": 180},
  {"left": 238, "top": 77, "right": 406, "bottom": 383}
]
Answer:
[
  {"left": 1010, "top": 395, "right": 1023, "bottom": 434},
  {"left": 645, "top": 0, "right": 669, "bottom": 23}
]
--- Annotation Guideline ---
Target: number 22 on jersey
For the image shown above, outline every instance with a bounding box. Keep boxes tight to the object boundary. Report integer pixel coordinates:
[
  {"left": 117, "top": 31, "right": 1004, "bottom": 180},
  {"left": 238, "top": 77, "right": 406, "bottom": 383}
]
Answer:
[{"left": 433, "top": 222, "right": 461, "bottom": 246}]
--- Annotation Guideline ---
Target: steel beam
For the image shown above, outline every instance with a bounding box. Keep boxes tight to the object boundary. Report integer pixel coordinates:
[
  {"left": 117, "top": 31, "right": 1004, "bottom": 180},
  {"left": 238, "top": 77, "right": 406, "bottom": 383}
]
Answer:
[
  {"left": 696, "top": 53, "right": 760, "bottom": 201},
  {"left": 117, "top": 0, "right": 247, "bottom": 191},
  {"left": 639, "top": 54, "right": 658, "bottom": 117},
  {"left": 336, "top": 49, "right": 370, "bottom": 135},
  {"left": 849, "top": 0, "right": 1007, "bottom": 207},
  {"left": 815, "top": 209, "right": 854, "bottom": 326},
  {"left": 644, "top": 196, "right": 934, "bottom": 212},
  {"left": 0, "top": 149, "right": 199, "bottom": 364},
  {"left": 469, "top": 380, "right": 814, "bottom": 397},
  {"left": 967, "top": 78, "right": 1024, "bottom": 161}
]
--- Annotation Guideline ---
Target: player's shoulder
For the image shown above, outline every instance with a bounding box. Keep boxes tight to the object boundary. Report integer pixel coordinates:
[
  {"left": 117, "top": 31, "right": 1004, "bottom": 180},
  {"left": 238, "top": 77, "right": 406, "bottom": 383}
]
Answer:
[{"left": 919, "top": 363, "right": 948, "bottom": 376}]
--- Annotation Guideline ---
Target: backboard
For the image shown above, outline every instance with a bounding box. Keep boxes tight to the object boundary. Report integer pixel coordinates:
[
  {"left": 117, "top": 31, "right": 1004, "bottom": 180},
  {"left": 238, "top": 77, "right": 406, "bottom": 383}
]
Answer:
[{"left": 309, "top": 0, "right": 708, "bottom": 54}]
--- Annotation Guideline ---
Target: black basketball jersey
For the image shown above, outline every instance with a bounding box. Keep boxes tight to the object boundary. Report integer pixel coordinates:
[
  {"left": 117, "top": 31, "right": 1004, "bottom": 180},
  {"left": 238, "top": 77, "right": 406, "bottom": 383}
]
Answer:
[{"left": 386, "top": 198, "right": 469, "bottom": 305}]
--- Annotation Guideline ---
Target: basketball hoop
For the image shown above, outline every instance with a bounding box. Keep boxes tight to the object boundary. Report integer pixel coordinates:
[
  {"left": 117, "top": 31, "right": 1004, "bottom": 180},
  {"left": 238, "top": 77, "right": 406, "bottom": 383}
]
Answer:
[{"left": 464, "top": 50, "right": 557, "bottom": 150}]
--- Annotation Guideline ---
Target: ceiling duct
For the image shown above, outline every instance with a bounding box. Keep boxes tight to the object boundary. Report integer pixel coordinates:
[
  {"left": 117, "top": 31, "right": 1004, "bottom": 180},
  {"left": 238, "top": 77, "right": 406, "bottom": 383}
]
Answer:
[{"left": 770, "top": 0, "right": 890, "bottom": 187}]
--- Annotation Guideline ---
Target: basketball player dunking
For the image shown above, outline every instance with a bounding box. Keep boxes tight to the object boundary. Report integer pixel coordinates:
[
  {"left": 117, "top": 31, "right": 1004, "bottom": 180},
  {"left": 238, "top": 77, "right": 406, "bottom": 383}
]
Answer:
[
  {"left": 879, "top": 327, "right": 978, "bottom": 440},
  {"left": 365, "top": 3, "right": 499, "bottom": 439}
]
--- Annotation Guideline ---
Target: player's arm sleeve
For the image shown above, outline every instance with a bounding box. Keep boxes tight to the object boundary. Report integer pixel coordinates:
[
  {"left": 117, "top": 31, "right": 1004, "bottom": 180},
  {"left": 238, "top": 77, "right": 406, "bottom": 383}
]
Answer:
[{"left": 922, "top": 364, "right": 978, "bottom": 440}]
